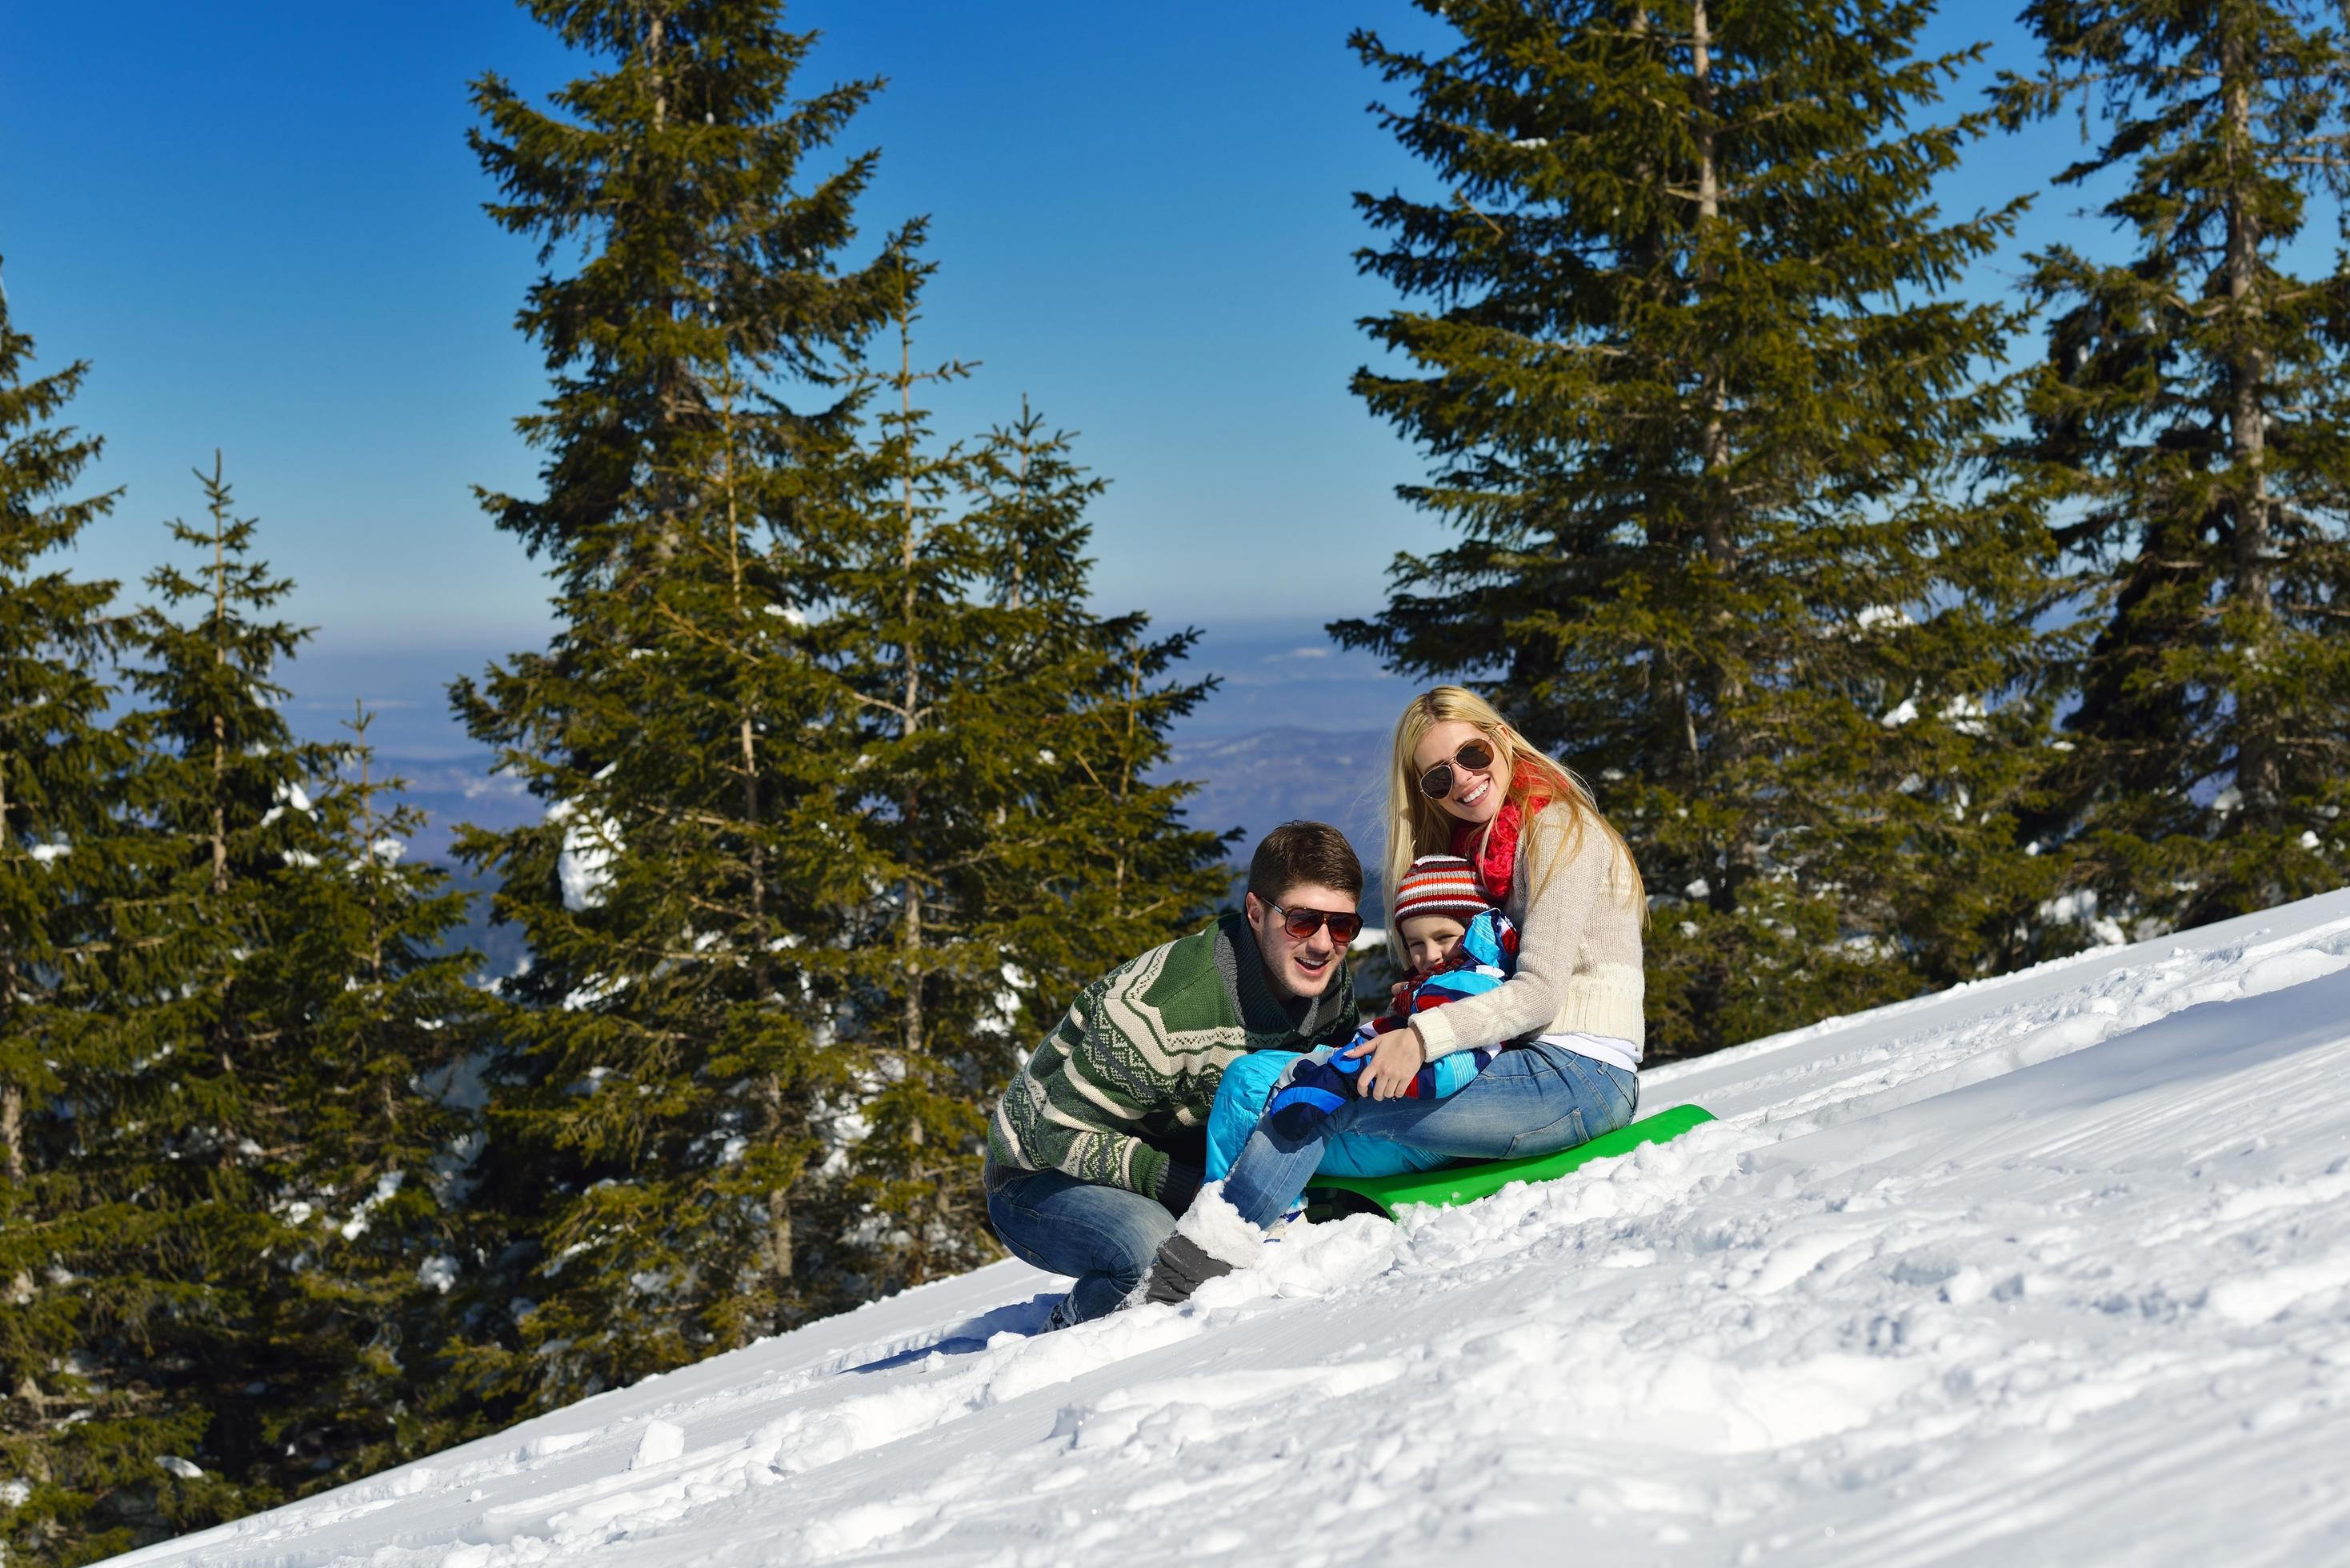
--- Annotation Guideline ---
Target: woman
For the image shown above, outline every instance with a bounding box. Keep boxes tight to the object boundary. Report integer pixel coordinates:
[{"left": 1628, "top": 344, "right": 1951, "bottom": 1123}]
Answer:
[{"left": 1137, "top": 687, "right": 1647, "bottom": 1301}]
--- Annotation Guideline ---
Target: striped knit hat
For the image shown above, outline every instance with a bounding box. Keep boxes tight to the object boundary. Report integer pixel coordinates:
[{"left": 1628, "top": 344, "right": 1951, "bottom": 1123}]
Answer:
[{"left": 1391, "top": 854, "right": 1491, "bottom": 926}]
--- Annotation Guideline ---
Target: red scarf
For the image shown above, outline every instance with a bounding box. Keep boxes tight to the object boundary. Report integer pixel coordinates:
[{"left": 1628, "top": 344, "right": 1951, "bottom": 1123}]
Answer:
[{"left": 1450, "top": 792, "right": 1551, "bottom": 907}]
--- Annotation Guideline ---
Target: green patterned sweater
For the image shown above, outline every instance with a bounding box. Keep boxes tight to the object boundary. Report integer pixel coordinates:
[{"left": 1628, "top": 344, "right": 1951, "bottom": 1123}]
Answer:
[{"left": 986, "top": 912, "right": 1358, "bottom": 1202}]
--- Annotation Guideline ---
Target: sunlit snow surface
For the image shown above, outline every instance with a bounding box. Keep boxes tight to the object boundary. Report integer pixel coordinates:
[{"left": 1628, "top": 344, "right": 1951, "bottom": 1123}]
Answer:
[{"left": 117, "top": 891, "right": 2350, "bottom": 1566}]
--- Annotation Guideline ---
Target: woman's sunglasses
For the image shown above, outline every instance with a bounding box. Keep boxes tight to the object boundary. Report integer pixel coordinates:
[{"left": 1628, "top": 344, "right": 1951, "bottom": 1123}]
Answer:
[
  {"left": 1263, "top": 901, "right": 1365, "bottom": 944},
  {"left": 1419, "top": 738, "right": 1496, "bottom": 800}
]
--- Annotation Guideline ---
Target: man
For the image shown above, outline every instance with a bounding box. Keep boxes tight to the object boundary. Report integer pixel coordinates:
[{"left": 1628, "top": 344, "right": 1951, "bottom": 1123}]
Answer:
[{"left": 984, "top": 822, "right": 1363, "bottom": 1326}]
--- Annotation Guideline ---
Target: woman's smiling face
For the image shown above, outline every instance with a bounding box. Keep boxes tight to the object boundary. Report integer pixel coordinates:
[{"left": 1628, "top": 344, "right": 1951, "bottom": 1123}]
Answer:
[{"left": 1415, "top": 718, "right": 1510, "bottom": 826}]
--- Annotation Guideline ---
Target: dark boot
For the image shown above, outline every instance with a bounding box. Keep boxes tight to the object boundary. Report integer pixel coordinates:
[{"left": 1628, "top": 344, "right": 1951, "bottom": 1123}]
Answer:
[{"left": 1135, "top": 1233, "right": 1234, "bottom": 1306}]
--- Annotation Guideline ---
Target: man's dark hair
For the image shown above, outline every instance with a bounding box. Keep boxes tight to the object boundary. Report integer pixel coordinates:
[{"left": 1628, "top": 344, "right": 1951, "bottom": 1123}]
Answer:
[{"left": 1247, "top": 821, "right": 1363, "bottom": 903}]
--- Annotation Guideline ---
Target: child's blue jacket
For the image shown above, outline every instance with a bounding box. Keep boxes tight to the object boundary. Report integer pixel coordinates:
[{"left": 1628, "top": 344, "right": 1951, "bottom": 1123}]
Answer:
[{"left": 1203, "top": 909, "right": 1517, "bottom": 1182}]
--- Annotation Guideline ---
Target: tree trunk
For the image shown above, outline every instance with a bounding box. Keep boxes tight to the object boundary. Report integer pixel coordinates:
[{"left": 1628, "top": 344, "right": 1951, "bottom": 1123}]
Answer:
[
  {"left": 721, "top": 385, "right": 771, "bottom": 998},
  {"left": 1007, "top": 402, "right": 1031, "bottom": 611},
  {"left": 211, "top": 454, "right": 230, "bottom": 895},
  {"left": 0, "top": 772, "right": 16, "bottom": 1186},
  {"left": 1115, "top": 649, "right": 1141, "bottom": 913},
  {"left": 1688, "top": 0, "right": 1747, "bottom": 909},
  {"left": 768, "top": 1193, "right": 794, "bottom": 1282},
  {"left": 2, "top": 1080, "right": 22, "bottom": 1186},
  {"left": 897, "top": 309, "right": 925, "bottom": 1082},
  {"left": 1691, "top": 0, "right": 1732, "bottom": 574},
  {"left": 2220, "top": 26, "right": 2278, "bottom": 832},
  {"left": 647, "top": 10, "right": 667, "bottom": 130},
  {"left": 759, "top": 1074, "right": 795, "bottom": 1290},
  {"left": 644, "top": 7, "right": 687, "bottom": 566}
]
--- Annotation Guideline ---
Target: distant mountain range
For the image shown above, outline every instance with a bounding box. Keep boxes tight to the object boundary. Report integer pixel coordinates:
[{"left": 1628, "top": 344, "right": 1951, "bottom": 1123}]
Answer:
[
  {"left": 367, "top": 722, "right": 1393, "bottom": 922},
  {"left": 281, "top": 618, "right": 1425, "bottom": 957},
  {"left": 1163, "top": 726, "right": 1392, "bottom": 882}
]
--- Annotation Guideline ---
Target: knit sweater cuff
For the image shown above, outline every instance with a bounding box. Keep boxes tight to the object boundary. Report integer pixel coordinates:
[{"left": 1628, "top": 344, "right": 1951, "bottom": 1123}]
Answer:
[
  {"left": 1132, "top": 1143, "right": 1171, "bottom": 1204},
  {"left": 1411, "top": 1006, "right": 1467, "bottom": 1061}
]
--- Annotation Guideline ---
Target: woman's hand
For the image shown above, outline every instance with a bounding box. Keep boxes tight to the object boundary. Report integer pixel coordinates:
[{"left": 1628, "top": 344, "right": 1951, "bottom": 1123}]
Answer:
[{"left": 1344, "top": 1026, "right": 1425, "bottom": 1100}]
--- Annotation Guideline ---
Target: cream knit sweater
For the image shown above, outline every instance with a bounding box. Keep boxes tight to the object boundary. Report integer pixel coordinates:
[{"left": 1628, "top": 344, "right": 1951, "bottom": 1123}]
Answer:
[{"left": 1405, "top": 804, "right": 1647, "bottom": 1062}]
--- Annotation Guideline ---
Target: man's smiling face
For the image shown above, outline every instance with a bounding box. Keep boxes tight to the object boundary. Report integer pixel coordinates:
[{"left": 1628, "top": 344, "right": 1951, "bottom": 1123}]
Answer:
[{"left": 1244, "top": 881, "right": 1355, "bottom": 1000}]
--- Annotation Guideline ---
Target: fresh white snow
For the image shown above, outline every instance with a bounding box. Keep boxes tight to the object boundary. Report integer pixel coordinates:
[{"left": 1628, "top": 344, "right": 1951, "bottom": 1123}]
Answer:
[
  {"left": 546, "top": 800, "right": 620, "bottom": 913},
  {"left": 114, "top": 890, "right": 2350, "bottom": 1566}
]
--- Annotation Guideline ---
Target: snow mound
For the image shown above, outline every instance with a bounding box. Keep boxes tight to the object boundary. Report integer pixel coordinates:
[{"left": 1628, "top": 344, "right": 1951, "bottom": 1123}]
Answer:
[{"left": 114, "top": 890, "right": 2350, "bottom": 1566}]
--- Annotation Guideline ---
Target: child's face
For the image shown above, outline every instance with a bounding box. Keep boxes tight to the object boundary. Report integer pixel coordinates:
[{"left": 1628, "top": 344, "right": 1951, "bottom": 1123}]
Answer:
[{"left": 1399, "top": 914, "right": 1467, "bottom": 975}]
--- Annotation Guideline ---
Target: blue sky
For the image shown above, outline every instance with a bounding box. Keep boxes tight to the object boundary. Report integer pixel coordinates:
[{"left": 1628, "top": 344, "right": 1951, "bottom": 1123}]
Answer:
[{"left": 3, "top": 2, "right": 2147, "bottom": 741}]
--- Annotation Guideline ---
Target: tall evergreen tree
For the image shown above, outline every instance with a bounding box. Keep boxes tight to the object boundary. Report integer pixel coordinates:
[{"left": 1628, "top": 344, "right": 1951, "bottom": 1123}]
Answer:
[
  {"left": 235, "top": 707, "right": 499, "bottom": 1490},
  {"left": 795, "top": 282, "right": 1231, "bottom": 1290},
  {"left": 790, "top": 258, "right": 989, "bottom": 1286},
  {"left": 6, "top": 453, "right": 492, "bottom": 1561},
  {"left": 1335, "top": 1, "right": 2056, "bottom": 1057},
  {"left": 1996, "top": 0, "right": 2350, "bottom": 934},
  {"left": 0, "top": 268, "right": 151, "bottom": 1566},
  {"left": 960, "top": 400, "right": 1234, "bottom": 1008},
  {"left": 467, "top": 0, "right": 895, "bottom": 582},
  {"left": 17, "top": 458, "right": 347, "bottom": 1556},
  {"left": 446, "top": 0, "right": 906, "bottom": 1414},
  {"left": 452, "top": 0, "right": 1235, "bottom": 1408}
]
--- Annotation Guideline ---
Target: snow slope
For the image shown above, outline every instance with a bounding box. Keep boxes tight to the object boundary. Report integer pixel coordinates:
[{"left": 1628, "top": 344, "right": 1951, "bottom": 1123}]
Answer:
[{"left": 118, "top": 890, "right": 2350, "bottom": 1566}]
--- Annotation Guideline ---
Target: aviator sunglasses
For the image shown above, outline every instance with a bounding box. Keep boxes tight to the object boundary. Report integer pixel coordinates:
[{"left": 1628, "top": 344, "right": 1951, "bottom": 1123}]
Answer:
[
  {"left": 1263, "top": 900, "right": 1365, "bottom": 945},
  {"left": 1419, "top": 738, "right": 1496, "bottom": 800}
]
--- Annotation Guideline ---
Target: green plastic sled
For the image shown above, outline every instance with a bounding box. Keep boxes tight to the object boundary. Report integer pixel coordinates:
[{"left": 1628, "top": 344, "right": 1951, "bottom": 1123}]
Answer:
[{"left": 1301, "top": 1102, "right": 1718, "bottom": 1221}]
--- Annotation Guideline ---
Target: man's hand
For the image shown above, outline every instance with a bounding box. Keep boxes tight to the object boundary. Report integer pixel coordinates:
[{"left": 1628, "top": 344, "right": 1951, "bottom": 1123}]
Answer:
[{"left": 1343, "top": 1026, "right": 1424, "bottom": 1100}]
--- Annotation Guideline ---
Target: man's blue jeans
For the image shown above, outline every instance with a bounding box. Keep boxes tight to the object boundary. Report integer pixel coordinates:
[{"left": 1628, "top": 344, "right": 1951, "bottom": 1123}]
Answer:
[
  {"left": 1219, "top": 1042, "right": 1639, "bottom": 1226},
  {"left": 985, "top": 1167, "right": 1175, "bottom": 1325}
]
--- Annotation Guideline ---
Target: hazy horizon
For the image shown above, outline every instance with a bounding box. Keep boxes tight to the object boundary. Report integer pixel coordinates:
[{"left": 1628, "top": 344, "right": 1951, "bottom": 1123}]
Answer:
[{"left": 262, "top": 613, "right": 1415, "bottom": 866}]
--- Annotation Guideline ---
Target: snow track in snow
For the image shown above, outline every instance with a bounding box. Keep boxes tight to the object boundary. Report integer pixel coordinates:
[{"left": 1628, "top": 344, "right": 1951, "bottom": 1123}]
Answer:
[{"left": 116, "top": 890, "right": 2350, "bottom": 1566}]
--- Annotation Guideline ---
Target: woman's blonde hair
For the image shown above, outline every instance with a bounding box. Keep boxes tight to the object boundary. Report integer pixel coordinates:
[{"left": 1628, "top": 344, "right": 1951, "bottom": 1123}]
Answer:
[{"left": 1384, "top": 686, "right": 1646, "bottom": 926}]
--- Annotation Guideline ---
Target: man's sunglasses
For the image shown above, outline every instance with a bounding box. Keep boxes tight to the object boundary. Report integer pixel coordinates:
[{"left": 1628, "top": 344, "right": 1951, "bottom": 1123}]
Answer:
[
  {"left": 1419, "top": 738, "right": 1496, "bottom": 800},
  {"left": 1263, "top": 900, "right": 1364, "bottom": 944}
]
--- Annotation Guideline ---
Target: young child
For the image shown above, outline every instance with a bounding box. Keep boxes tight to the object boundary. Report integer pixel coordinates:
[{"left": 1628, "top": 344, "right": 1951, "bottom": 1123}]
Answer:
[
  {"left": 1200, "top": 854, "right": 1511, "bottom": 1184},
  {"left": 1264, "top": 854, "right": 1509, "bottom": 1135}
]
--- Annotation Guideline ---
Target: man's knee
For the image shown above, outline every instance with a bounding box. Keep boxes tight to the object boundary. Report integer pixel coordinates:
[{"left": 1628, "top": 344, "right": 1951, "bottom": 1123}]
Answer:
[
  {"left": 1103, "top": 1202, "right": 1175, "bottom": 1286},
  {"left": 987, "top": 1171, "right": 1174, "bottom": 1286}
]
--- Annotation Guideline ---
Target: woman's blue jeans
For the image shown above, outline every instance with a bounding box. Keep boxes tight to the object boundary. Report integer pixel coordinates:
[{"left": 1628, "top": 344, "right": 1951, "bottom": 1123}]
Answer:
[
  {"left": 985, "top": 1167, "right": 1175, "bottom": 1325},
  {"left": 1219, "top": 1042, "right": 1639, "bottom": 1227}
]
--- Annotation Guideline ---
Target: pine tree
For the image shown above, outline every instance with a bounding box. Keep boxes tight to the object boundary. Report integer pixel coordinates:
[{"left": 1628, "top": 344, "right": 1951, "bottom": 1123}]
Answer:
[
  {"left": 15, "top": 458, "right": 344, "bottom": 1555},
  {"left": 1334, "top": 1, "right": 2056, "bottom": 1057},
  {"left": 0, "top": 266, "right": 153, "bottom": 1566},
  {"left": 466, "top": 0, "right": 896, "bottom": 583},
  {"left": 1995, "top": 0, "right": 2350, "bottom": 936},
  {"left": 0, "top": 409, "right": 499, "bottom": 1557},
  {"left": 452, "top": 0, "right": 1234, "bottom": 1402},
  {"left": 446, "top": 0, "right": 906, "bottom": 1414},
  {"left": 961, "top": 400, "right": 1234, "bottom": 1008},
  {"left": 788, "top": 255, "right": 988, "bottom": 1286},
  {"left": 796, "top": 273, "right": 1231, "bottom": 1290},
  {"left": 235, "top": 706, "right": 498, "bottom": 1490}
]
